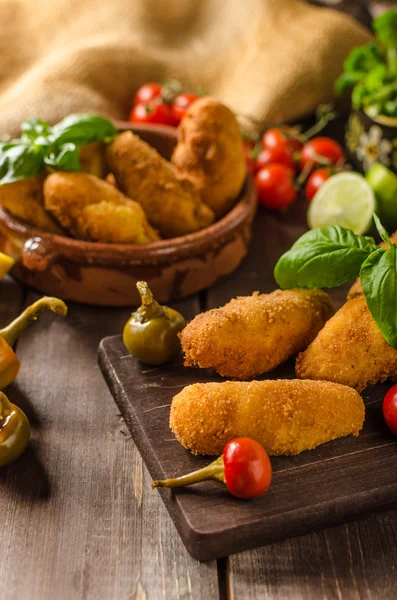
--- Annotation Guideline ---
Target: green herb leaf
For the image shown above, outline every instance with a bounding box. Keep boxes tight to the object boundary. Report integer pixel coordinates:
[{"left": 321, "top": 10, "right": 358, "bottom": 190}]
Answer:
[
  {"left": 373, "top": 213, "right": 392, "bottom": 246},
  {"left": 373, "top": 10, "right": 397, "bottom": 51},
  {"left": 20, "top": 118, "right": 52, "bottom": 143},
  {"left": 0, "top": 143, "right": 45, "bottom": 184},
  {"left": 44, "top": 143, "right": 81, "bottom": 171},
  {"left": 51, "top": 114, "right": 117, "bottom": 147},
  {"left": 274, "top": 226, "right": 378, "bottom": 289},
  {"left": 361, "top": 246, "right": 397, "bottom": 348}
]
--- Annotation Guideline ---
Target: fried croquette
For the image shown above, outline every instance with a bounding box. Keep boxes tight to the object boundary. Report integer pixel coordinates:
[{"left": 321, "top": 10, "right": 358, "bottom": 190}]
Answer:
[
  {"left": 171, "top": 97, "right": 246, "bottom": 218},
  {"left": 170, "top": 379, "right": 365, "bottom": 456},
  {"left": 79, "top": 141, "right": 108, "bottom": 178},
  {"left": 106, "top": 131, "right": 214, "bottom": 238},
  {"left": 0, "top": 174, "right": 62, "bottom": 233},
  {"left": 180, "top": 289, "right": 334, "bottom": 380},
  {"left": 347, "top": 230, "right": 397, "bottom": 300},
  {"left": 44, "top": 172, "right": 159, "bottom": 244},
  {"left": 296, "top": 295, "right": 397, "bottom": 392}
]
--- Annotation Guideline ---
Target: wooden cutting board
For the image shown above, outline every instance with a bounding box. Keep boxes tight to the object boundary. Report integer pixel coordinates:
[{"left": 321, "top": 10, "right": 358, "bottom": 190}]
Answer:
[{"left": 98, "top": 335, "right": 397, "bottom": 561}]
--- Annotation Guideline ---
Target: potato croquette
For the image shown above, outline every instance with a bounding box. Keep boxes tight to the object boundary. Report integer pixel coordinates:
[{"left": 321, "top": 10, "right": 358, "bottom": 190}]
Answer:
[
  {"left": 296, "top": 296, "right": 397, "bottom": 392},
  {"left": 347, "top": 230, "right": 397, "bottom": 300},
  {"left": 79, "top": 141, "right": 108, "bottom": 178},
  {"left": 106, "top": 131, "right": 214, "bottom": 238},
  {"left": 44, "top": 172, "right": 159, "bottom": 244},
  {"left": 170, "top": 379, "right": 365, "bottom": 456},
  {"left": 171, "top": 97, "right": 246, "bottom": 218},
  {"left": 180, "top": 289, "right": 334, "bottom": 380},
  {"left": 0, "top": 174, "right": 62, "bottom": 233}
]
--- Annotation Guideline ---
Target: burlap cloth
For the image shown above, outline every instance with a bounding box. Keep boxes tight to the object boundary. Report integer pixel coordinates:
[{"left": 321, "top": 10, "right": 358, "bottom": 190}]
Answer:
[{"left": 0, "top": 0, "right": 371, "bottom": 136}]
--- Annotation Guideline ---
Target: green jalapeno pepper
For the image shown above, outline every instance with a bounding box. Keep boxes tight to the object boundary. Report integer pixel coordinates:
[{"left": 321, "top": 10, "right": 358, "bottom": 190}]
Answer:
[
  {"left": 123, "top": 281, "right": 186, "bottom": 365},
  {"left": 0, "top": 296, "right": 67, "bottom": 389},
  {"left": 0, "top": 391, "right": 30, "bottom": 467}
]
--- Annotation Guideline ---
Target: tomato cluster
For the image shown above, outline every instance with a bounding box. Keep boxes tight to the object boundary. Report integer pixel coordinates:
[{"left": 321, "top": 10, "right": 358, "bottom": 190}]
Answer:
[
  {"left": 246, "top": 128, "right": 345, "bottom": 210},
  {"left": 129, "top": 82, "right": 199, "bottom": 127}
]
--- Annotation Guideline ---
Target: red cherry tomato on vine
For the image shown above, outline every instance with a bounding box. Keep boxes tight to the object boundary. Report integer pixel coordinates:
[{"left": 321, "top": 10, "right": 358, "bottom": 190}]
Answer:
[
  {"left": 256, "top": 146, "right": 297, "bottom": 173},
  {"left": 134, "top": 82, "right": 162, "bottom": 106},
  {"left": 223, "top": 438, "right": 272, "bottom": 499},
  {"left": 383, "top": 384, "right": 397, "bottom": 436},
  {"left": 129, "top": 101, "right": 177, "bottom": 126},
  {"left": 255, "top": 164, "right": 296, "bottom": 210},
  {"left": 301, "top": 137, "right": 344, "bottom": 170},
  {"left": 243, "top": 140, "right": 257, "bottom": 174},
  {"left": 305, "top": 167, "right": 332, "bottom": 201},
  {"left": 262, "top": 127, "right": 302, "bottom": 154},
  {"left": 172, "top": 93, "right": 199, "bottom": 124}
]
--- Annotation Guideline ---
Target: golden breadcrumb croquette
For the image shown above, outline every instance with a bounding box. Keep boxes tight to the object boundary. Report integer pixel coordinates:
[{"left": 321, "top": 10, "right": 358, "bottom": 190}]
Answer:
[
  {"left": 170, "top": 379, "right": 364, "bottom": 456},
  {"left": 180, "top": 289, "right": 334, "bottom": 380},
  {"left": 296, "top": 296, "right": 397, "bottom": 392},
  {"left": 347, "top": 231, "right": 397, "bottom": 300},
  {"left": 44, "top": 172, "right": 159, "bottom": 244},
  {"left": 106, "top": 131, "right": 214, "bottom": 238},
  {"left": 79, "top": 141, "right": 108, "bottom": 178},
  {"left": 0, "top": 174, "right": 62, "bottom": 233},
  {"left": 171, "top": 97, "right": 246, "bottom": 218}
]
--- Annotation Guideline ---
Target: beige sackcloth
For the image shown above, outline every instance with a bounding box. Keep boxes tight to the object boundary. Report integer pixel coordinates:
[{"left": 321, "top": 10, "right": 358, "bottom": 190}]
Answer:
[{"left": 0, "top": 0, "right": 371, "bottom": 136}]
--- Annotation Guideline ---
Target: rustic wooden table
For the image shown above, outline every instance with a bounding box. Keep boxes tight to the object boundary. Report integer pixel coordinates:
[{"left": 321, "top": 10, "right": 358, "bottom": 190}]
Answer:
[{"left": 1, "top": 195, "right": 397, "bottom": 599}]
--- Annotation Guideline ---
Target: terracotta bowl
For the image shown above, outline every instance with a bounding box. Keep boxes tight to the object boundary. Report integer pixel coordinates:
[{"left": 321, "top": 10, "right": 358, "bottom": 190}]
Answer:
[{"left": 0, "top": 123, "right": 257, "bottom": 306}]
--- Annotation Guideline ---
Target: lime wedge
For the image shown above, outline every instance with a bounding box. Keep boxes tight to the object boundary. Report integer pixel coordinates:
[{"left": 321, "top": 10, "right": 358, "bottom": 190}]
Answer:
[
  {"left": 0, "top": 252, "right": 15, "bottom": 280},
  {"left": 365, "top": 163, "right": 397, "bottom": 231},
  {"left": 307, "top": 172, "right": 376, "bottom": 234}
]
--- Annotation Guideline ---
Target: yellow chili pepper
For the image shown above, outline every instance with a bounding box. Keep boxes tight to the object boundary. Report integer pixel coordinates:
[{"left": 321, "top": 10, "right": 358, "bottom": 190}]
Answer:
[{"left": 0, "top": 391, "right": 30, "bottom": 467}]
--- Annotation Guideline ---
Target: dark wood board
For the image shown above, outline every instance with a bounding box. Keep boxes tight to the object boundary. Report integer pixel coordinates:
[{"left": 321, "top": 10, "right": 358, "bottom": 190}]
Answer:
[{"left": 98, "top": 334, "right": 397, "bottom": 562}]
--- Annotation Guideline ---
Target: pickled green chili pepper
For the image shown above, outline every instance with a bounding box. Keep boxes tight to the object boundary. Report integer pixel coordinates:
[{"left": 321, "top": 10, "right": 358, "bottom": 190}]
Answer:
[
  {"left": 0, "top": 296, "right": 67, "bottom": 389},
  {"left": 123, "top": 281, "right": 186, "bottom": 365},
  {"left": 0, "top": 391, "right": 30, "bottom": 467}
]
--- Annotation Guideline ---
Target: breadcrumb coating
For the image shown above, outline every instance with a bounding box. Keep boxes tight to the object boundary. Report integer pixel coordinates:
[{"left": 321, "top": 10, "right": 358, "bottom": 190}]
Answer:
[
  {"left": 170, "top": 379, "right": 364, "bottom": 456},
  {"left": 296, "top": 296, "right": 397, "bottom": 392},
  {"left": 180, "top": 289, "right": 334, "bottom": 380}
]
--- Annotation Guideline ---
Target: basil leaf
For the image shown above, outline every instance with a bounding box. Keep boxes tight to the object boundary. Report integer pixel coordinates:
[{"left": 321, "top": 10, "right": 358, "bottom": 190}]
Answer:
[
  {"left": 373, "top": 10, "right": 397, "bottom": 51},
  {"left": 373, "top": 213, "right": 392, "bottom": 246},
  {"left": 361, "top": 246, "right": 397, "bottom": 348},
  {"left": 51, "top": 114, "right": 117, "bottom": 146},
  {"left": 0, "top": 143, "right": 44, "bottom": 185},
  {"left": 21, "top": 118, "right": 52, "bottom": 143},
  {"left": 274, "top": 226, "right": 378, "bottom": 289},
  {"left": 44, "top": 143, "right": 80, "bottom": 171}
]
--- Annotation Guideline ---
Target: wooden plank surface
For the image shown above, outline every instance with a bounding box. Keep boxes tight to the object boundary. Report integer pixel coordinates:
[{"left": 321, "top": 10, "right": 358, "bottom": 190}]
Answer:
[{"left": 0, "top": 286, "right": 219, "bottom": 600}]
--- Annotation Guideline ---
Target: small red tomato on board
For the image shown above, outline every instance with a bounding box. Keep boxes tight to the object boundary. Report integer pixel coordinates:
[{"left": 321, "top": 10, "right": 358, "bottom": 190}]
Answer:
[
  {"left": 129, "top": 101, "right": 177, "bottom": 126},
  {"left": 301, "top": 137, "right": 345, "bottom": 170},
  {"left": 223, "top": 438, "right": 272, "bottom": 499},
  {"left": 262, "top": 127, "right": 302, "bottom": 154},
  {"left": 383, "top": 384, "right": 397, "bottom": 436},
  {"left": 242, "top": 140, "right": 257, "bottom": 174},
  {"left": 256, "top": 146, "right": 297, "bottom": 173},
  {"left": 305, "top": 167, "right": 332, "bottom": 201},
  {"left": 255, "top": 164, "right": 296, "bottom": 210},
  {"left": 134, "top": 82, "right": 162, "bottom": 106},
  {"left": 172, "top": 93, "right": 199, "bottom": 124}
]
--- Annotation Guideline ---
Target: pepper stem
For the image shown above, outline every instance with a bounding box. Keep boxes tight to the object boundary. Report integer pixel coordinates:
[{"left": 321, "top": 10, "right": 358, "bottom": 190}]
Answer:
[
  {"left": 0, "top": 392, "right": 13, "bottom": 420},
  {"left": 0, "top": 296, "right": 68, "bottom": 347},
  {"left": 152, "top": 455, "right": 225, "bottom": 490},
  {"left": 136, "top": 281, "right": 166, "bottom": 320}
]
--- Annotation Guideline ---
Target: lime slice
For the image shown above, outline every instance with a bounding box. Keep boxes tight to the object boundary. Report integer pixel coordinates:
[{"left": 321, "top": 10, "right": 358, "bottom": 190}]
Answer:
[
  {"left": 307, "top": 172, "right": 376, "bottom": 235},
  {"left": 0, "top": 252, "right": 15, "bottom": 280},
  {"left": 365, "top": 163, "right": 397, "bottom": 231}
]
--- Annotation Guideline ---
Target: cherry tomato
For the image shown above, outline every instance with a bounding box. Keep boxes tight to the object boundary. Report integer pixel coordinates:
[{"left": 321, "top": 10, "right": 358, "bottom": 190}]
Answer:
[
  {"left": 383, "top": 384, "right": 397, "bottom": 436},
  {"left": 129, "top": 101, "right": 177, "bottom": 126},
  {"left": 243, "top": 140, "right": 257, "bottom": 174},
  {"left": 301, "top": 137, "right": 345, "bottom": 170},
  {"left": 305, "top": 167, "right": 332, "bottom": 201},
  {"left": 172, "top": 93, "right": 199, "bottom": 124},
  {"left": 134, "top": 83, "right": 162, "bottom": 106},
  {"left": 262, "top": 127, "right": 302, "bottom": 154},
  {"left": 255, "top": 146, "right": 297, "bottom": 173},
  {"left": 223, "top": 438, "right": 272, "bottom": 499},
  {"left": 255, "top": 164, "right": 296, "bottom": 210}
]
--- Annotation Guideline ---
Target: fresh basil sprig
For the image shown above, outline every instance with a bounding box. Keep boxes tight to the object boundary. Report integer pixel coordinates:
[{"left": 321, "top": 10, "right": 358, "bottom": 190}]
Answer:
[
  {"left": 274, "top": 217, "right": 397, "bottom": 349},
  {"left": 274, "top": 227, "right": 378, "bottom": 289},
  {"left": 0, "top": 114, "right": 117, "bottom": 185}
]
